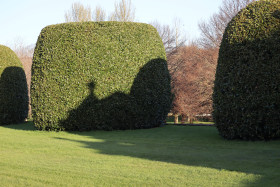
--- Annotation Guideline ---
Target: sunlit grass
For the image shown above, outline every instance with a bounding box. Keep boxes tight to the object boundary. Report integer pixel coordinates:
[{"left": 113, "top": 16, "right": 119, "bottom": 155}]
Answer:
[
  {"left": 166, "top": 115, "right": 214, "bottom": 125},
  {"left": 0, "top": 122, "right": 279, "bottom": 186}
]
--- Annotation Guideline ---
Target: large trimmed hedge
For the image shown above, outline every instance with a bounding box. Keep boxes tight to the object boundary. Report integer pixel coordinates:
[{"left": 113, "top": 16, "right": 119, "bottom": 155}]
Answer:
[
  {"left": 213, "top": 0, "right": 280, "bottom": 140},
  {"left": 31, "top": 22, "right": 172, "bottom": 131},
  {"left": 0, "top": 45, "right": 29, "bottom": 125}
]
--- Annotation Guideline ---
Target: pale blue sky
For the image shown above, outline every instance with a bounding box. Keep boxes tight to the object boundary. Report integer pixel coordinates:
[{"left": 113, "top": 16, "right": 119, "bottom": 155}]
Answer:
[{"left": 0, "top": 0, "right": 223, "bottom": 47}]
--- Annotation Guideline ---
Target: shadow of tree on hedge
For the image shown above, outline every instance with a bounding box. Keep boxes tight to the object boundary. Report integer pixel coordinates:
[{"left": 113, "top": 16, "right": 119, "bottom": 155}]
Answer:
[
  {"left": 56, "top": 126, "right": 280, "bottom": 186},
  {"left": 0, "top": 66, "right": 29, "bottom": 125},
  {"left": 60, "top": 58, "right": 172, "bottom": 131},
  {"left": 61, "top": 81, "right": 137, "bottom": 131}
]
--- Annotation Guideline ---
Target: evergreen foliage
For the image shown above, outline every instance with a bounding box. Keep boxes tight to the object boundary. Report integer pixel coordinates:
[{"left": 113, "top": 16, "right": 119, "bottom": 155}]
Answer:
[
  {"left": 31, "top": 22, "right": 172, "bottom": 131},
  {"left": 0, "top": 45, "right": 28, "bottom": 125},
  {"left": 213, "top": 0, "right": 280, "bottom": 140}
]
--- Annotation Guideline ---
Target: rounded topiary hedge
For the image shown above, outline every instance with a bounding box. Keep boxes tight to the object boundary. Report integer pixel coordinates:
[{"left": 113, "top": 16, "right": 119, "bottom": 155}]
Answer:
[
  {"left": 213, "top": 0, "right": 280, "bottom": 140},
  {"left": 0, "top": 45, "right": 29, "bottom": 125},
  {"left": 31, "top": 21, "right": 172, "bottom": 131}
]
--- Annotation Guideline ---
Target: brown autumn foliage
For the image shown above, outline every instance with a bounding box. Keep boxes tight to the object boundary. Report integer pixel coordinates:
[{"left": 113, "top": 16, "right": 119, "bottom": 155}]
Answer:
[
  {"left": 167, "top": 46, "right": 218, "bottom": 123},
  {"left": 20, "top": 56, "right": 32, "bottom": 118},
  {"left": 167, "top": 0, "right": 255, "bottom": 123}
]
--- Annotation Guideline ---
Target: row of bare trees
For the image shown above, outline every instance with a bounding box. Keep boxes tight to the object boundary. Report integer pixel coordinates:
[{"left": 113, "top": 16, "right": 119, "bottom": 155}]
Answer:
[{"left": 65, "top": 0, "right": 135, "bottom": 22}]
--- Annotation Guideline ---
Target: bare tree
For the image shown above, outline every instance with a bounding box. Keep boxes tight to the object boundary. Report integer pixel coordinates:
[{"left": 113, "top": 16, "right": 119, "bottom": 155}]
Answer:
[
  {"left": 198, "top": 0, "right": 256, "bottom": 48},
  {"left": 150, "top": 18, "right": 186, "bottom": 54},
  {"left": 11, "top": 37, "right": 34, "bottom": 58},
  {"left": 150, "top": 21, "right": 175, "bottom": 53},
  {"left": 109, "top": 0, "right": 135, "bottom": 22},
  {"left": 173, "top": 18, "right": 186, "bottom": 48},
  {"left": 65, "top": 2, "right": 92, "bottom": 22},
  {"left": 93, "top": 6, "right": 106, "bottom": 21},
  {"left": 168, "top": 46, "right": 218, "bottom": 123}
]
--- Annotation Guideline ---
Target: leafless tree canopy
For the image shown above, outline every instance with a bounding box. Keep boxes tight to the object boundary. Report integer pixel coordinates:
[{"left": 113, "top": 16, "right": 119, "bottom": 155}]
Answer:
[
  {"left": 93, "top": 6, "right": 106, "bottom": 21},
  {"left": 150, "top": 19, "right": 186, "bottom": 54},
  {"left": 65, "top": 2, "right": 92, "bottom": 22},
  {"left": 167, "top": 46, "right": 218, "bottom": 122},
  {"left": 11, "top": 38, "right": 34, "bottom": 58},
  {"left": 65, "top": 0, "right": 135, "bottom": 22},
  {"left": 198, "top": 0, "right": 256, "bottom": 48},
  {"left": 109, "top": 0, "right": 135, "bottom": 22}
]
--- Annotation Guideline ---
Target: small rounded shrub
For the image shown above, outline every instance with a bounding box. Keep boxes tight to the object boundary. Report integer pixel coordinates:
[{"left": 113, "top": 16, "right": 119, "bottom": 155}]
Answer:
[
  {"left": 0, "top": 45, "right": 29, "bottom": 125},
  {"left": 213, "top": 0, "right": 280, "bottom": 140},
  {"left": 31, "top": 21, "right": 172, "bottom": 131}
]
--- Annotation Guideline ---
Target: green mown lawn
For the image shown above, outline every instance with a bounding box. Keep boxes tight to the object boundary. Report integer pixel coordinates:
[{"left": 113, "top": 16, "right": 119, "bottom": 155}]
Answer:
[
  {"left": 165, "top": 116, "right": 214, "bottom": 125},
  {"left": 0, "top": 122, "right": 279, "bottom": 186}
]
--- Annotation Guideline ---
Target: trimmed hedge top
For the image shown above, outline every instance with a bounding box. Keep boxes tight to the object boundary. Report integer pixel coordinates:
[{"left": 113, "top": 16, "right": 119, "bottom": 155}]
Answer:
[
  {"left": 0, "top": 45, "right": 28, "bottom": 125},
  {"left": 213, "top": 0, "right": 280, "bottom": 140},
  {"left": 31, "top": 21, "right": 172, "bottom": 131}
]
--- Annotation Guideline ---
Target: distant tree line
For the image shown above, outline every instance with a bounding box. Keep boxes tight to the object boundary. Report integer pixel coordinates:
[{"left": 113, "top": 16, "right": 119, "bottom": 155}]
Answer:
[{"left": 64, "top": 0, "right": 135, "bottom": 23}]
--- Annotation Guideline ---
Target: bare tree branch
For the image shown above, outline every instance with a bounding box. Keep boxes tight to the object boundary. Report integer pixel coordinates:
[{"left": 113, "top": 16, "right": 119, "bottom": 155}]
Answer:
[
  {"left": 93, "top": 6, "right": 106, "bottom": 21},
  {"left": 198, "top": 0, "right": 256, "bottom": 49},
  {"left": 150, "top": 18, "right": 186, "bottom": 54},
  {"left": 109, "top": 0, "right": 135, "bottom": 22},
  {"left": 65, "top": 2, "right": 92, "bottom": 22}
]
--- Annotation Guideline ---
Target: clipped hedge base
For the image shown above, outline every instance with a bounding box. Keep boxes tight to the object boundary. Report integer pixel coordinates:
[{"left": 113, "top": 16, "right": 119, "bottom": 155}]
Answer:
[
  {"left": 0, "top": 45, "right": 29, "bottom": 125},
  {"left": 31, "top": 22, "right": 172, "bottom": 131},
  {"left": 213, "top": 0, "right": 280, "bottom": 140}
]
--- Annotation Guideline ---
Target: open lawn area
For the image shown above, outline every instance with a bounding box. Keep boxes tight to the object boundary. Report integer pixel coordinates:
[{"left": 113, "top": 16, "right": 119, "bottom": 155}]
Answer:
[{"left": 0, "top": 122, "right": 279, "bottom": 186}]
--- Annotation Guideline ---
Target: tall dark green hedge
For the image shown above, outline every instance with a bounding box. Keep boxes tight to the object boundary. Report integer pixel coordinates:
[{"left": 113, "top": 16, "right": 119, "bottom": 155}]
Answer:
[
  {"left": 31, "top": 22, "right": 172, "bottom": 131},
  {"left": 0, "top": 45, "right": 28, "bottom": 125},
  {"left": 213, "top": 0, "right": 280, "bottom": 140}
]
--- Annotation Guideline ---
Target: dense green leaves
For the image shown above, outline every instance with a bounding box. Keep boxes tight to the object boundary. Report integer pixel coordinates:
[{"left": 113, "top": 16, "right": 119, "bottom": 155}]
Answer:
[
  {"left": 213, "top": 0, "right": 280, "bottom": 140},
  {"left": 31, "top": 22, "right": 172, "bottom": 131},
  {"left": 0, "top": 45, "right": 29, "bottom": 125}
]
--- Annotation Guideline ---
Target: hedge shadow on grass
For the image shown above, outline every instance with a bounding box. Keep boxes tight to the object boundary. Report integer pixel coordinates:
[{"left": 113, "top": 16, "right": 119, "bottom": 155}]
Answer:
[
  {"left": 56, "top": 126, "right": 280, "bottom": 186},
  {"left": 1, "top": 121, "right": 36, "bottom": 131}
]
